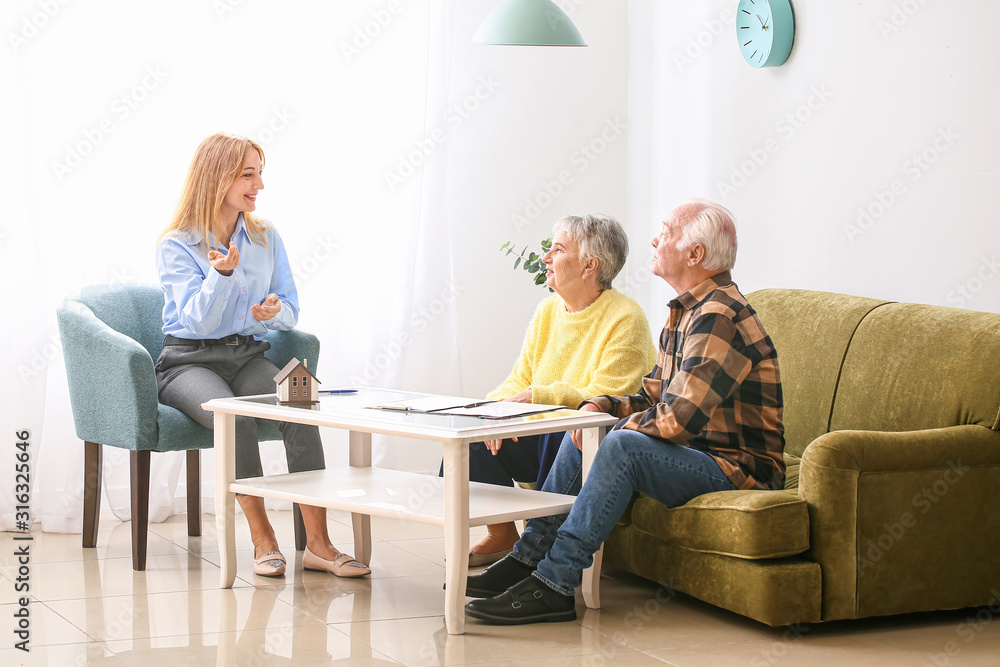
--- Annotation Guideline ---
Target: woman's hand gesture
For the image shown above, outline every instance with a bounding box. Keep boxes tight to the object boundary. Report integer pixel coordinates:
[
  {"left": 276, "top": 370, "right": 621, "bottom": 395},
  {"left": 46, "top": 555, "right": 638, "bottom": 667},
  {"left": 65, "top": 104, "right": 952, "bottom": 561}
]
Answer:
[
  {"left": 208, "top": 242, "right": 239, "bottom": 276},
  {"left": 251, "top": 293, "right": 282, "bottom": 321}
]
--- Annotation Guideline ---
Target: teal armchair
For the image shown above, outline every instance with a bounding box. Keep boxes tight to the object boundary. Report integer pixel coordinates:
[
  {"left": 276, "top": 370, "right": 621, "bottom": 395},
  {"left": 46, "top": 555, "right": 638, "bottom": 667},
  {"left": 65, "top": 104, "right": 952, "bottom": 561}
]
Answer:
[{"left": 56, "top": 284, "right": 319, "bottom": 570}]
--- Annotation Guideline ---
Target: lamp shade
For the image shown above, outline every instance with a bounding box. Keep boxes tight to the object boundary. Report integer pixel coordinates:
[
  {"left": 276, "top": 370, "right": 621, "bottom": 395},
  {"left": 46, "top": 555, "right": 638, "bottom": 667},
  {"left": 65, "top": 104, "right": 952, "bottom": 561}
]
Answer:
[{"left": 472, "top": 0, "right": 587, "bottom": 47}]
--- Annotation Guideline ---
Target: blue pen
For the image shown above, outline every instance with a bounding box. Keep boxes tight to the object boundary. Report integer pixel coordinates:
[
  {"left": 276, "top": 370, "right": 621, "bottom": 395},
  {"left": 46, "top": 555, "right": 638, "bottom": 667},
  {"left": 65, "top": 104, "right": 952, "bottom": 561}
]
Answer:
[{"left": 319, "top": 389, "right": 358, "bottom": 395}]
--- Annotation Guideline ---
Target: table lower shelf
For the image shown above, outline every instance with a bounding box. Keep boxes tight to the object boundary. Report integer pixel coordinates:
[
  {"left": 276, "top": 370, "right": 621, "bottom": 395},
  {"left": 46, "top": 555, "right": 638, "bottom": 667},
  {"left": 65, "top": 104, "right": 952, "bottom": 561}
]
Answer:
[{"left": 229, "top": 467, "right": 576, "bottom": 526}]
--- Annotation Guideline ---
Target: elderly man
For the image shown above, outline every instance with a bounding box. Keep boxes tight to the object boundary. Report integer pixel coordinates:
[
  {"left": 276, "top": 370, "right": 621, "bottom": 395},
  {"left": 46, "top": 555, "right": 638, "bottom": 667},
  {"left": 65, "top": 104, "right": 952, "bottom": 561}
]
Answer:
[{"left": 465, "top": 198, "right": 785, "bottom": 625}]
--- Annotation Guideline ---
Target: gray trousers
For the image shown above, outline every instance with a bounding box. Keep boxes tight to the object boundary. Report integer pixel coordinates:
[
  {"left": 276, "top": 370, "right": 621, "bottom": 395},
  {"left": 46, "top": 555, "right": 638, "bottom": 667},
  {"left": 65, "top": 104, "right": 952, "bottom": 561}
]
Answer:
[{"left": 155, "top": 338, "right": 325, "bottom": 480}]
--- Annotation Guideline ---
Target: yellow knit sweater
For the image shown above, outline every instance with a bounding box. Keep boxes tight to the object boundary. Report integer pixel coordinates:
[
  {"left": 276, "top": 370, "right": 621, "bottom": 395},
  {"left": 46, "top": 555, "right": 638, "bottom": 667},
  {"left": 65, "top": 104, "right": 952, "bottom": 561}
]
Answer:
[{"left": 488, "top": 289, "right": 657, "bottom": 408}]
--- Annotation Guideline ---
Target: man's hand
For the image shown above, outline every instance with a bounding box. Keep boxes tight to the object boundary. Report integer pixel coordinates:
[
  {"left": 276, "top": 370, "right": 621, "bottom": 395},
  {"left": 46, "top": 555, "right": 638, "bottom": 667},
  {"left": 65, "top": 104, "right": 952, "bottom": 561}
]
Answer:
[
  {"left": 251, "top": 294, "right": 282, "bottom": 321},
  {"left": 570, "top": 402, "right": 604, "bottom": 451},
  {"left": 208, "top": 242, "right": 239, "bottom": 276}
]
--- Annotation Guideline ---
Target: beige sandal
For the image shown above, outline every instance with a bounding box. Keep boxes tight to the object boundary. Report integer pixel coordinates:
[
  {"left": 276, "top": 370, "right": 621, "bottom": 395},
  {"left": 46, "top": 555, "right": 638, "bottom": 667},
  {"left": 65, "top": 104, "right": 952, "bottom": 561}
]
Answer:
[{"left": 253, "top": 550, "right": 286, "bottom": 577}]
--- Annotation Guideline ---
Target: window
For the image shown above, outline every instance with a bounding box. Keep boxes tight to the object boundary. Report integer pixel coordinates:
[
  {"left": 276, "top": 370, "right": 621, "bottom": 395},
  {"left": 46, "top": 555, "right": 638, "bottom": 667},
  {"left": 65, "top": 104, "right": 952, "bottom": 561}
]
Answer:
[
  {"left": 293, "top": 388, "right": 298, "bottom": 397},
  {"left": 292, "top": 376, "right": 298, "bottom": 387}
]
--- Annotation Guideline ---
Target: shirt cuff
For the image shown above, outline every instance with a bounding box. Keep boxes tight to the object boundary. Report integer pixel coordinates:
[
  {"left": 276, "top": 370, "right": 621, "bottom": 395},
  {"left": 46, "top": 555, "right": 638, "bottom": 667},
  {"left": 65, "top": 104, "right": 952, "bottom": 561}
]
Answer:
[
  {"left": 202, "top": 264, "right": 233, "bottom": 293},
  {"left": 580, "top": 396, "right": 613, "bottom": 413}
]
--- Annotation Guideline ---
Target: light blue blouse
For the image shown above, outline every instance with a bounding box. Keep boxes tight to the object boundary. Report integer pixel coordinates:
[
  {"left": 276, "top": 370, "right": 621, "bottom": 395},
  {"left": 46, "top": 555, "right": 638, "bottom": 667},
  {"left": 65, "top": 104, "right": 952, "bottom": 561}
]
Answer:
[{"left": 156, "top": 213, "right": 299, "bottom": 339}]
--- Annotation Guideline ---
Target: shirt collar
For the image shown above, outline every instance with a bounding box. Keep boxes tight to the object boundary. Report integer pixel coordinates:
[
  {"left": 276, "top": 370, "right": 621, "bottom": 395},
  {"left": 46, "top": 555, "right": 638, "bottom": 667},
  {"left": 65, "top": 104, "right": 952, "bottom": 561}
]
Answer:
[
  {"left": 179, "top": 213, "right": 248, "bottom": 247},
  {"left": 671, "top": 271, "right": 734, "bottom": 311}
]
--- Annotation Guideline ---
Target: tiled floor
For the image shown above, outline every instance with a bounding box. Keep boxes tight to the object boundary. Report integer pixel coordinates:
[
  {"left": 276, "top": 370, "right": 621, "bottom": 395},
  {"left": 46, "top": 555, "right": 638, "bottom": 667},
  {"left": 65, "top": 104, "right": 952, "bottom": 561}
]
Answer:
[{"left": 2, "top": 510, "right": 999, "bottom": 666}]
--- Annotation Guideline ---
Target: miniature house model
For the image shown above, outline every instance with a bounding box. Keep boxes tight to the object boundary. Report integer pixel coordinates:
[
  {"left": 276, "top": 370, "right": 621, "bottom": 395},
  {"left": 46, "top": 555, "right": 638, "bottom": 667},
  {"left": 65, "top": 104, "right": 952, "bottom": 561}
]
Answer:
[{"left": 273, "top": 358, "right": 321, "bottom": 404}]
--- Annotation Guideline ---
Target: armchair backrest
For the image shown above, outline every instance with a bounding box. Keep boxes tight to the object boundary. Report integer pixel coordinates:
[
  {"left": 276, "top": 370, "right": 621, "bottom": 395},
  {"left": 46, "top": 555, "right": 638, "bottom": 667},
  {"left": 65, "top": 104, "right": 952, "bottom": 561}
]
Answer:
[
  {"left": 57, "top": 282, "right": 321, "bottom": 449},
  {"left": 57, "top": 284, "right": 165, "bottom": 448},
  {"left": 73, "top": 283, "right": 166, "bottom": 360}
]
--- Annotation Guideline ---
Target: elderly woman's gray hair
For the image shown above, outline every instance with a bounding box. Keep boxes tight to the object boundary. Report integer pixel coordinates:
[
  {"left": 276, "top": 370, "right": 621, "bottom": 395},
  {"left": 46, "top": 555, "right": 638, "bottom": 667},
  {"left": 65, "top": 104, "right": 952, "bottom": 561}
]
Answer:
[{"left": 552, "top": 213, "right": 629, "bottom": 290}]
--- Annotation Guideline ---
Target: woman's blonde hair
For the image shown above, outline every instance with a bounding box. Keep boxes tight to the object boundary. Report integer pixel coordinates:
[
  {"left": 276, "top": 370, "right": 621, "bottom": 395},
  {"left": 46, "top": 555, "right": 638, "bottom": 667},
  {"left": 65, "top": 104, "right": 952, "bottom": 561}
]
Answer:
[{"left": 159, "top": 133, "right": 270, "bottom": 254}]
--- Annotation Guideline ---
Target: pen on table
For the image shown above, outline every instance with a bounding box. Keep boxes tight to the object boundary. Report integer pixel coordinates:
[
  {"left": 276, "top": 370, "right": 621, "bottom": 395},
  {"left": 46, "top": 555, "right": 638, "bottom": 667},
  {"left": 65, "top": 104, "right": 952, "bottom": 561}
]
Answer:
[
  {"left": 426, "top": 400, "right": 494, "bottom": 413},
  {"left": 319, "top": 389, "right": 358, "bottom": 395}
]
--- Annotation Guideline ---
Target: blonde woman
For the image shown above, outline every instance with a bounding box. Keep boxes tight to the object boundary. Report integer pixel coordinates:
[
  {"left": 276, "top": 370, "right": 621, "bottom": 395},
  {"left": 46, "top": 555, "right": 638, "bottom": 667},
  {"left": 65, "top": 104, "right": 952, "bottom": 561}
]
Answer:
[{"left": 154, "top": 133, "right": 369, "bottom": 578}]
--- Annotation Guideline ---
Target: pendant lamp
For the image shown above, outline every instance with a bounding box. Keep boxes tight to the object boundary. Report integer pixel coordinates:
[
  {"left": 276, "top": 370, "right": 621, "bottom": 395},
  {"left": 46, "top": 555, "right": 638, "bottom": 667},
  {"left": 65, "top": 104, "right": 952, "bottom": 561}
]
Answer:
[{"left": 472, "top": 0, "right": 587, "bottom": 47}]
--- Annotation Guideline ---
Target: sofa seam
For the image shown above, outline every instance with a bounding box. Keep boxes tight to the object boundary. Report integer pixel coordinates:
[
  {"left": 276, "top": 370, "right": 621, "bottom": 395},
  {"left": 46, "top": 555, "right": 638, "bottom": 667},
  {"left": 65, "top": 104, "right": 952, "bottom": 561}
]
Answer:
[
  {"left": 824, "top": 300, "right": 894, "bottom": 434},
  {"left": 666, "top": 502, "right": 806, "bottom": 514},
  {"left": 658, "top": 539, "right": 810, "bottom": 561}
]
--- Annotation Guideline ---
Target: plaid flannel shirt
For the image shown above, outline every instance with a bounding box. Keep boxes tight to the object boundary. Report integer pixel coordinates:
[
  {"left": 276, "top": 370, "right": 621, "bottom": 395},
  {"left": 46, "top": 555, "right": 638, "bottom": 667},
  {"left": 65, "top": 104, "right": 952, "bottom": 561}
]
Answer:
[{"left": 584, "top": 272, "right": 785, "bottom": 490}]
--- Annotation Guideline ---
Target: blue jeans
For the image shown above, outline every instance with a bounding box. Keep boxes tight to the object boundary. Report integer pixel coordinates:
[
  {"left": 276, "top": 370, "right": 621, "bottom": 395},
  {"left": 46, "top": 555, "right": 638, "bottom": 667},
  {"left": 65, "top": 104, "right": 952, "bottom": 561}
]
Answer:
[
  {"left": 439, "top": 430, "right": 566, "bottom": 489},
  {"left": 511, "top": 429, "right": 737, "bottom": 596}
]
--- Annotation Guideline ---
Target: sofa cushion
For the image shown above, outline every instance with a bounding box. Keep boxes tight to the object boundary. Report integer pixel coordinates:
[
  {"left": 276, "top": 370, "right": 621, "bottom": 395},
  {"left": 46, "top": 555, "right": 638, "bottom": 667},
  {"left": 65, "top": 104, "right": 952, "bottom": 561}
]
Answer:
[
  {"left": 629, "top": 489, "right": 809, "bottom": 560},
  {"left": 830, "top": 302, "right": 1000, "bottom": 433},
  {"left": 746, "top": 289, "right": 889, "bottom": 457},
  {"left": 783, "top": 452, "right": 801, "bottom": 490}
]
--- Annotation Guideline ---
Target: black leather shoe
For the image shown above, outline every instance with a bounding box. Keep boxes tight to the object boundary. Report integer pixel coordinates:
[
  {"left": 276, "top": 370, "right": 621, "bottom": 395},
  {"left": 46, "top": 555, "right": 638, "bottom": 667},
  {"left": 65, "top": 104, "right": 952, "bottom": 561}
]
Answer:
[
  {"left": 465, "top": 576, "right": 576, "bottom": 625},
  {"left": 465, "top": 555, "right": 534, "bottom": 598}
]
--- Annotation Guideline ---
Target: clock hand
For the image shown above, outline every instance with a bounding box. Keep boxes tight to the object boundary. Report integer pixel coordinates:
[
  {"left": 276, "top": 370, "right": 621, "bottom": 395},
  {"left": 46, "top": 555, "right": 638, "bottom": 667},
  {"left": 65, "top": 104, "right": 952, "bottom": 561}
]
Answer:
[{"left": 757, "top": 13, "right": 765, "bottom": 27}]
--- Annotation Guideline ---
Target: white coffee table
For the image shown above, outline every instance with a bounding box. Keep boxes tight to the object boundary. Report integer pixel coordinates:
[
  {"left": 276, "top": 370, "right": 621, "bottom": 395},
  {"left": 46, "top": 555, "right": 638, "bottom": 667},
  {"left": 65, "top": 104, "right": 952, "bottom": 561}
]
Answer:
[{"left": 202, "top": 387, "right": 617, "bottom": 634}]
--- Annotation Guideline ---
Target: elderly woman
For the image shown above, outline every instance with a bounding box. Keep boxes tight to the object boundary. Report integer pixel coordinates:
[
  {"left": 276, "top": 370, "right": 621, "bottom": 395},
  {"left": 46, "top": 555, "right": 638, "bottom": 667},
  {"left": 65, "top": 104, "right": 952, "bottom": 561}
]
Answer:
[{"left": 466, "top": 213, "right": 656, "bottom": 566}]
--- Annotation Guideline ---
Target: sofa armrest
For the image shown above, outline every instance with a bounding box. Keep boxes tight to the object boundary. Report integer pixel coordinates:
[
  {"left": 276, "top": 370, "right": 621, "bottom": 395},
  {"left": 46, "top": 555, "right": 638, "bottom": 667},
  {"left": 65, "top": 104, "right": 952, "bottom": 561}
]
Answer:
[
  {"left": 263, "top": 328, "right": 320, "bottom": 376},
  {"left": 56, "top": 300, "right": 160, "bottom": 450},
  {"left": 800, "top": 425, "right": 1000, "bottom": 621}
]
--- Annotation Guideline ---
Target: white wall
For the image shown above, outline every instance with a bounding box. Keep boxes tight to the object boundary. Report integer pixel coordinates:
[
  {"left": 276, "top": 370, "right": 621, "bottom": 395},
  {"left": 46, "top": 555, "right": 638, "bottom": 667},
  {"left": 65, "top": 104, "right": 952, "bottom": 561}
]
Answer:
[
  {"left": 629, "top": 0, "right": 1000, "bottom": 328},
  {"left": 449, "top": 0, "right": 631, "bottom": 400}
]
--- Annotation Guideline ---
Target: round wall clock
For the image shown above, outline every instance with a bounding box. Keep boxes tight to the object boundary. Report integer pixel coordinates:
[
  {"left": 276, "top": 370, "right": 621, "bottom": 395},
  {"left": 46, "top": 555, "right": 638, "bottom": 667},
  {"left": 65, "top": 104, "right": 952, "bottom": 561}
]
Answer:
[{"left": 736, "top": 0, "right": 794, "bottom": 68}]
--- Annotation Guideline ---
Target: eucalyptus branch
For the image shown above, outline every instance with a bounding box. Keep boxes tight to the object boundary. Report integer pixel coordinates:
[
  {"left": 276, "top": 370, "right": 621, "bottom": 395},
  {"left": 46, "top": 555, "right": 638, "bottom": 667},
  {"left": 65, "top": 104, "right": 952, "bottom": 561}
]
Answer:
[{"left": 499, "top": 237, "right": 553, "bottom": 291}]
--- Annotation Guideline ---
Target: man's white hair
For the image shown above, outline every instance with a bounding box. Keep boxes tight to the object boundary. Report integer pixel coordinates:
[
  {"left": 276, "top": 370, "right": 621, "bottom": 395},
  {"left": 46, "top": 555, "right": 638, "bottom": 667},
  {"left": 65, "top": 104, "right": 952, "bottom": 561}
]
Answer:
[{"left": 674, "top": 198, "right": 738, "bottom": 272}]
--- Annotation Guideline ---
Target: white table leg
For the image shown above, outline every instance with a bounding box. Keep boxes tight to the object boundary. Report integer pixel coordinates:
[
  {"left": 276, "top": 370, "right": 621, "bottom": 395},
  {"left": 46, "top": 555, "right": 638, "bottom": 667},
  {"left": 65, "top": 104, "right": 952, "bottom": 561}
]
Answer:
[
  {"left": 580, "top": 425, "right": 605, "bottom": 609},
  {"left": 442, "top": 440, "right": 470, "bottom": 635},
  {"left": 214, "top": 411, "right": 237, "bottom": 589},
  {"left": 349, "top": 430, "right": 373, "bottom": 566},
  {"left": 215, "top": 589, "right": 237, "bottom": 667}
]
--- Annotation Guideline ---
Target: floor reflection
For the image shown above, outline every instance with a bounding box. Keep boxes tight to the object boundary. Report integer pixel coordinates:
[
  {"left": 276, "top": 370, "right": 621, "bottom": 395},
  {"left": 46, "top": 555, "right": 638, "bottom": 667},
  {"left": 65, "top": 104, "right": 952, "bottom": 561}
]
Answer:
[{"left": 75, "top": 545, "right": 399, "bottom": 665}]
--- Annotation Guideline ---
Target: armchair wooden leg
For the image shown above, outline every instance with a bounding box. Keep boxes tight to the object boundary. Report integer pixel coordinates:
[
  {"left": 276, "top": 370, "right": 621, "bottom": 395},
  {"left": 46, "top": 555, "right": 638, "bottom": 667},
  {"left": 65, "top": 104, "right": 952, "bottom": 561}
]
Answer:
[
  {"left": 83, "top": 441, "right": 102, "bottom": 548},
  {"left": 130, "top": 451, "right": 151, "bottom": 571},
  {"left": 293, "top": 503, "right": 306, "bottom": 551},
  {"left": 186, "top": 450, "right": 201, "bottom": 537}
]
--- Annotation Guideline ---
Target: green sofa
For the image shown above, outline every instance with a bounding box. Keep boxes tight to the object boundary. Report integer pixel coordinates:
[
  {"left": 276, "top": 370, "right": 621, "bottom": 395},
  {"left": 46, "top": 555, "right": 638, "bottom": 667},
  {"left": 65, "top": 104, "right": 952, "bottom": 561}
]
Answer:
[{"left": 602, "top": 288, "right": 1000, "bottom": 626}]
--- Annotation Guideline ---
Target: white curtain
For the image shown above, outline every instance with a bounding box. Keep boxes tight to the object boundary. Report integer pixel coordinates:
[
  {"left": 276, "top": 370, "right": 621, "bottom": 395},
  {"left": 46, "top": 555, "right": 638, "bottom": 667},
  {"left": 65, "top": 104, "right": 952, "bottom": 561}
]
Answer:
[
  {"left": 4, "top": 0, "right": 632, "bottom": 533},
  {"left": 2, "top": 0, "right": 460, "bottom": 531},
  {"left": 376, "top": 0, "right": 465, "bottom": 472}
]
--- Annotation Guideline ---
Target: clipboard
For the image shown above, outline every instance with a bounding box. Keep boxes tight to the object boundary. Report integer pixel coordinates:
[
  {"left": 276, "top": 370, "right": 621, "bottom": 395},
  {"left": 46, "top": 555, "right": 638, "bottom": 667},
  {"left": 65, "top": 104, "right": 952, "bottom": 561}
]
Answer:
[{"left": 366, "top": 395, "right": 564, "bottom": 419}]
